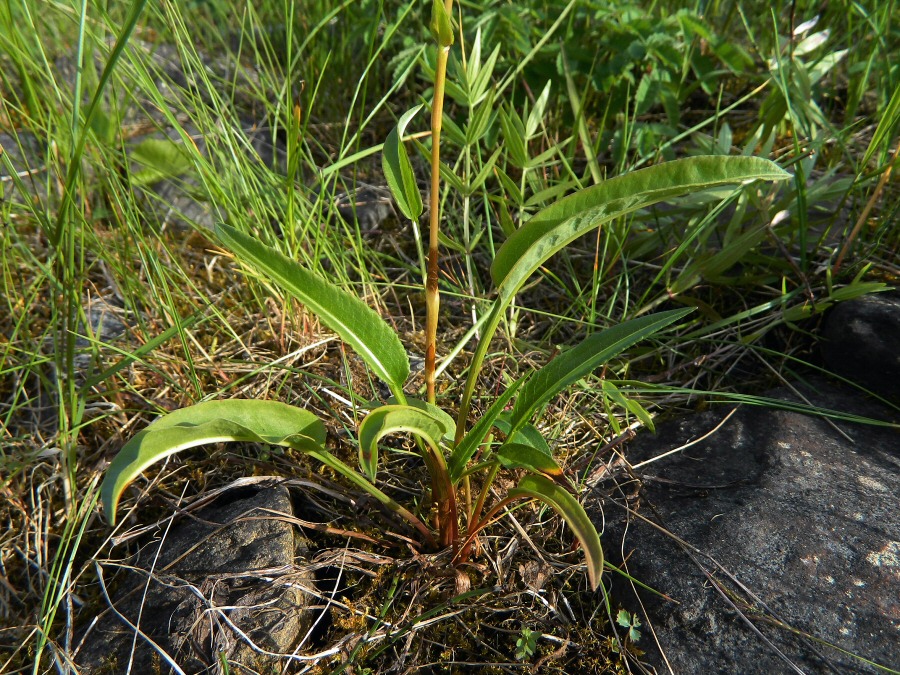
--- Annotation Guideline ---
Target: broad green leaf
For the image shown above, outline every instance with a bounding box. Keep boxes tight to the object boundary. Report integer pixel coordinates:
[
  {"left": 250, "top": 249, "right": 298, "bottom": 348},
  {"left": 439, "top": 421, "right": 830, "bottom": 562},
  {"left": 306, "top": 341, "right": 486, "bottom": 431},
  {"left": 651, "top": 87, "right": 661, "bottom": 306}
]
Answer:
[
  {"left": 216, "top": 224, "right": 409, "bottom": 397},
  {"left": 450, "top": 378, "right": 524, "bottom": 481},
  {"left": 130, "top": 137, "right": 193, "bottom": 186},
  {"left": 383, "top": 105, "right": 424, "bottom": 221},
  {"left": 507, "top": 309, "right": 693, "bottom": 434},
  {"left": 509, "top": 474, "right": 604, "bottom": 591},
  {"left": 101, "top": 400, "right": 325, "bottom": 524},
  {"left": 495, "top": 442, "right": 563, "bottom": 478},
  {"left": 456, "top": 157, "right": 789, "bottom": 429},
  {"left": 358, "top": 404, "right": 448, "bottom": 480},
  {"left": 492, "top": 157, "right": 790, "bottom": 292},
  {"left": 493, "top": 417, "right": 552, "bottom": 456},
  {"left": 392, "top": 397, "right": 456, "bottom": 441}
]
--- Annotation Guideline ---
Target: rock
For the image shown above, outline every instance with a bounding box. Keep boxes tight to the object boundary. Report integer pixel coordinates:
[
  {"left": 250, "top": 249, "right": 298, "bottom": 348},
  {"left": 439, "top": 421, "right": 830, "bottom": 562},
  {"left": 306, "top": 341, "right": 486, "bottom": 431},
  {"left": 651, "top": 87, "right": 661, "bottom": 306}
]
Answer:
[
  {"left": 822, "top": 292, "right": 900, "bottom": 403},
  {"left": 596, "top": 378, "right": 900, "bottom": 673},
  {"left": 1, "top": 131, "right": 47, "bottom": 207},
  {"left": 76, "top": 484, "right": 315, "bottom": 674},
  {"left": 315, "top": 182, "right": 395, "bottom": 232}
]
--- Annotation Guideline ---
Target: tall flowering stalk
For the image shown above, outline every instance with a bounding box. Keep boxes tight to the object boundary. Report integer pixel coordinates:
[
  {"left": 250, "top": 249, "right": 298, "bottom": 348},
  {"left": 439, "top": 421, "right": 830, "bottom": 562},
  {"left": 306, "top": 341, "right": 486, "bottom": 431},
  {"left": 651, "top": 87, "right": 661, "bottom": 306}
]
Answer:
[{"left": 425, "top": 0, "right": 454, "bottom": 405}]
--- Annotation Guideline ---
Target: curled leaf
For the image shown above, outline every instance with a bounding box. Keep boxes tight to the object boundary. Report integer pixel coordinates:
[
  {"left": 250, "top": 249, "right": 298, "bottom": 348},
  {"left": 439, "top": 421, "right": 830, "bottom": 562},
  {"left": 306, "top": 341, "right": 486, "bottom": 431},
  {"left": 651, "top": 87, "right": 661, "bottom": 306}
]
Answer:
[
  {"left": 101, "top": 400, "right": 325, "bottom": 524},
  {"left": 358, "top": 404, "right": 448, "bottom": 480},
  {"left": 509, "top": 474, "right": 604, "bottom": 591}
]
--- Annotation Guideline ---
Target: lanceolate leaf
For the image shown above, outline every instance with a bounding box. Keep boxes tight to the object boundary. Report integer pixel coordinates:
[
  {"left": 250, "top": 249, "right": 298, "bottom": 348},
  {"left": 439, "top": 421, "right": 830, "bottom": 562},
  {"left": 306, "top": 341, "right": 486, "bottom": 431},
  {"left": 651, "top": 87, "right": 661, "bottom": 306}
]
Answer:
[
  {"left": 101, "top": 400, "right": 325, "bottom": 524},
  {"left": 456, "top": 156, "right": 789, "bottom": 435},
  {"left": 383, "top": 105, "right": 424, "bottom": 221},
  {"left": 429, "top": 0, "right": 454, "bottom": 47},
  {"left": 491, "top": 157, "right": 789, "bottom": 293},
  {"left": 495, "top": 443, "right": 563, "bottom": 478},
  {"left": 216, "top": 224, "right": 409, "bottom": 398},
  {"left": 358, "top": 404, "right": 448, "bottom": 480},
  {"left": 392, "top": 397, "right": 456, "bottom": 442},
  {"left": 492, "top": 418, "right": 552, "bottom": 455},
  {"left": 509, "top": 474, "right": 604, "bottom": 591},
  {"left": 101, "top": 400, "right": 434, "bottom": 545},
  {"left": 507, "top": 308, "right": 693, "bottom": 434}
]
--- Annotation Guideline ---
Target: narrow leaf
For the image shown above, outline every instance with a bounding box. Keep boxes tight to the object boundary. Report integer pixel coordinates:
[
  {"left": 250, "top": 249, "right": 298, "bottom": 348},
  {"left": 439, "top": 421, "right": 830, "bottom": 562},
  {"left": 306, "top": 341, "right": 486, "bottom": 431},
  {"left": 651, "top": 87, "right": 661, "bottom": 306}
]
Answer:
[
  {"left": 509, "top": 474, "right": 604, "bottom": 590},
  {"left": 216, "top": 224, "right": 409, "bottom": 396},
  {"left": 602, "top": 380, "right": 655, "bottom": 432},
  {"left": 495, "top": 443, "right": 563, "bottom": 478},
  {"left": 456, "top": 157, "right": 789, "bottom": 430},
  {"left": 862, "top": 81, "right": 900, "bottom": 168},
  {"left": 383, "top": 105, "right": 424, "bottom": 221},
  {"left": 499, "top": 106, "right": 528, "bottom": 169},
  {"left": 430, "top": 0, "right": 454, "bottom": 47},
  {"left": 507, "top": 309, "right": 693, "bottom": 434},
  {"left": 358, "top": 404, "right": 448, "bottom": 480},
  {"left": 101, "top": 400, "right": 325, "bottom": 524}
]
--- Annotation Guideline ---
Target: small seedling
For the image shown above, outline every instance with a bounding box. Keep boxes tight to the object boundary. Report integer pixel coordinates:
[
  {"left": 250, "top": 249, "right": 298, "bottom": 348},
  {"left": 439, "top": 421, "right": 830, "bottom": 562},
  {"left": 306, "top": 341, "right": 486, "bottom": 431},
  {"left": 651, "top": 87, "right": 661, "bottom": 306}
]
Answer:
[
  {"left": 616, "top": 609, "right": 642, "bottom": 643},
  {"left": 515, "top": 627, "right": 542, "bottom": 660}
]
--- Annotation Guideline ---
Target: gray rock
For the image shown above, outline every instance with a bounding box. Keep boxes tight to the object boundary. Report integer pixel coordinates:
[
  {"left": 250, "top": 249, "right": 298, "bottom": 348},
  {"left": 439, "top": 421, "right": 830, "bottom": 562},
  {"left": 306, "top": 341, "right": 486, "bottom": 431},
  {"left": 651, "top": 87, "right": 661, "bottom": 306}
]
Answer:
[
  {"left": 596, "top": 378, "right": 900, "bottom": 673},
  {"left": 822, "top": 292, "right": 900, "bottom": 403},
  {"left": 315, "top": 182, "right": 395, "bottom": 232},
  {"left": 1, "top": 131, "right": 47, "bottom": 207},
  {"left": 76, "top": 484, "right": 315, "bottom": 674}
]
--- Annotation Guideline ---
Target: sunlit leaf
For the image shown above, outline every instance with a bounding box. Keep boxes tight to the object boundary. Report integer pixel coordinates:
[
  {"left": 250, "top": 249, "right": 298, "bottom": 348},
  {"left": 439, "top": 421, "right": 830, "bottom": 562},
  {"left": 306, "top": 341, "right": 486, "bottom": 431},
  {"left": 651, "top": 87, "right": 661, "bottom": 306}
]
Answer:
[
  {"left": 430, "top": 0, "right": 454, "bottom": 47},
  {"left": 391, "top": 397, "right": 456, "bottom": 441},
  {"left": 101, "top": 400, "right": 325, "bottom": 524},
  {"left": 457, "top": 157, "right": 790, "bottom": 426},
  {"left": 507, "top": 309, "right": 693, "bottom": 434},
  {"left": 495, "top": 442, "right": 563, "bottom": 478},
  {"left": 509, "top": 474, "right": 604, "bottom": 590},
  {"left": 493, "top": 418, "right": 553, "bottom": 455},
  {"left": 358, "top": 404, "right": 448, "bottom": 480},
  {"left": 383, "top": 105, "right": 424, "bottom": 221},
  {"left": 492, "top": 157, "right": 790, "bottom": 293},
  {"left": 216, "top": 224, "right": 409, "bottom": 398}
]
